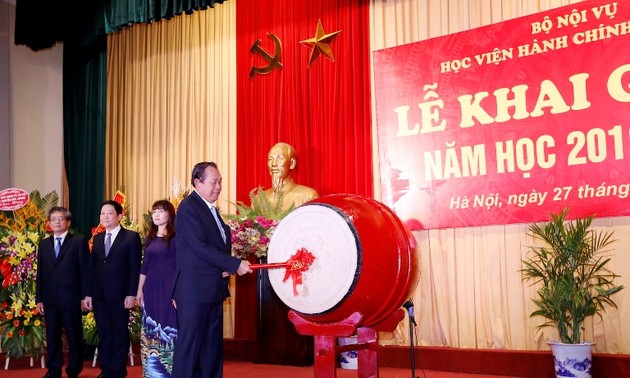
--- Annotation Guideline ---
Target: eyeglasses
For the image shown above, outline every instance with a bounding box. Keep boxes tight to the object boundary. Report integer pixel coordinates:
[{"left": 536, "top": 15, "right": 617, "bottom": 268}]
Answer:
[{"left": 49, "top": 217, "right": 67, "bottom": 222}]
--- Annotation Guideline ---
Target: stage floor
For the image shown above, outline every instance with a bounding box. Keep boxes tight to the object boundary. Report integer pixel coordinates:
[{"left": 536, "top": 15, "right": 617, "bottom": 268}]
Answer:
[{"left": 2, "top": 358, "right": 530, "bottom": 378}]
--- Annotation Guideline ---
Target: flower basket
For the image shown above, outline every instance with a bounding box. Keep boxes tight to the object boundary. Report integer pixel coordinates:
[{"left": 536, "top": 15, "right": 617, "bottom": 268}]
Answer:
[
  {"left": 0, "top": 190, "right": 58, "bottom": 359},
  {"left": 0, "top": 286, "right": 46, "bottom": 359},
  {"left": 82, "top": 311, "right": 99, "bottom": 346},
  {"left": 223, "top": 187, "right": 293, "bottom": 260},
  {"left": 81, "top": 305, "right": 142, "bottom": 346},
  {"left": 226, "top": 217, "right": 278, "bottom": 259}
]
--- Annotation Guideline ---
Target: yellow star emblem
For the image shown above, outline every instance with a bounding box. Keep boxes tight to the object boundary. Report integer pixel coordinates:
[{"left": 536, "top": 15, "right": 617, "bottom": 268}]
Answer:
[{"left": 299, "top": 20, "right": 342, "bottom": 68}]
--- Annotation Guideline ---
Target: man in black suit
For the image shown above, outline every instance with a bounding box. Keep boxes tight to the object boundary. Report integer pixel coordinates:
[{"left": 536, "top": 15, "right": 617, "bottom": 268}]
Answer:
[
  {"left": 84, "top": 200, "right": 142, "bottom": 378},
  {"left": 36, "top": 207, "right": 89, "bottom": 378},
  {"left": 172, "top": 161, "right": 252, "bottom": 378}
]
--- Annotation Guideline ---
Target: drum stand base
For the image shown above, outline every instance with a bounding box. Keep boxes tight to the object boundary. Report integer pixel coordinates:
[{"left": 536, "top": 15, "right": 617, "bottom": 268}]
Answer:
[{"left": 288, "top": 309, "right": 405, "bottom": 378}]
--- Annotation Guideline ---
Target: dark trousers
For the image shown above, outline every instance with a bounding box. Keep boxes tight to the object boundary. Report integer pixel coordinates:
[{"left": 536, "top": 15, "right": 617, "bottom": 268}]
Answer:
[
  {"left": 93, "top": 298, "right": 130, "bottom": 378},
  {"left": 172, "top": 301, "right": 224, "bottom": 378},
  {"left": 43, "top": 303, "right": 84, "bottom": 376}
]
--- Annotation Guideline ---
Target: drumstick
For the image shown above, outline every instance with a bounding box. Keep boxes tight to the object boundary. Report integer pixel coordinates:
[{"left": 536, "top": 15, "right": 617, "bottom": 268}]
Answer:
[
  {"left": 249, "top": 262, "right": 291, "bottom": 270},
  {"left": 252, "top": 248, "right": 316, "bottom": 296},
  {"left": 249, "top": 248, "right": 316, "bottom": 271}
]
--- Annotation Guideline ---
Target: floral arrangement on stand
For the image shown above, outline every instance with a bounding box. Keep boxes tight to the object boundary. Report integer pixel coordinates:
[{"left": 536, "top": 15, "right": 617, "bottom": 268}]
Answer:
[
  {"left": 223, "top": 187, "right": 293, "bottom": 260},
  {"left": 82, "top": 303, "right": 142, "bottom": 346},
  {"left": 141, "top": 180, "right": 190, "bottom": 236},
  {"left": 83, "top": 190, "right": 143, "bottom": 346},
  {"left": 82, "top": 310, "right": 98, "bottom": 346},
  {"left": 0, "top": 190, "right": 59, "bottom": 359},
  {"left": 168, "top": 179, "right": 190, "bottom": 211}
]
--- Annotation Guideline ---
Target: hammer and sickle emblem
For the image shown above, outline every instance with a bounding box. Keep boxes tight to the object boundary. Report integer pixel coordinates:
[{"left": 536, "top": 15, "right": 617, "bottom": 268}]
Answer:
[{"left": 249, "top": 33, "right": 283, "bottom": 78}]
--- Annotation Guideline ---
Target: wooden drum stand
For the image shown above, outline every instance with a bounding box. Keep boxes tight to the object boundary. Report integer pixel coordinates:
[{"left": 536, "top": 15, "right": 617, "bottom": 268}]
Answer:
[{"left": 288, "top": 309, "right": 405, "bottom": 378}]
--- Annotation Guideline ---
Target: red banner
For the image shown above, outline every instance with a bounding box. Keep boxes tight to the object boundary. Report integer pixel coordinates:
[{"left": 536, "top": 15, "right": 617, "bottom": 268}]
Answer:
[{"left": 374, "top": 1, "right": 630, "bottom": 230}]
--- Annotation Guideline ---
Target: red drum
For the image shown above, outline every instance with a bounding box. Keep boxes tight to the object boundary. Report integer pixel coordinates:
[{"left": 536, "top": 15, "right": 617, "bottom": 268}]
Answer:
[{"left": 267, "top": 193, "right": 420, "bottom": 328}]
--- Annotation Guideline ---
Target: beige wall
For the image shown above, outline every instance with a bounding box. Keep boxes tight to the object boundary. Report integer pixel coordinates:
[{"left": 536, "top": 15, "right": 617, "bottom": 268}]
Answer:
[
  {"left": 1, "top": 0, "right": 64, "bottom": 196},
  {"left": 0, "top": 1, "right": 10, "bottom": 188}
]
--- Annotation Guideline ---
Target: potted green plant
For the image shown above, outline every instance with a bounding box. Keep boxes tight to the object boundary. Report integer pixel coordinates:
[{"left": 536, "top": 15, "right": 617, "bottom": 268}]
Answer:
[{"left": 521, "top": 208, "right": 624, "bottom": 378}]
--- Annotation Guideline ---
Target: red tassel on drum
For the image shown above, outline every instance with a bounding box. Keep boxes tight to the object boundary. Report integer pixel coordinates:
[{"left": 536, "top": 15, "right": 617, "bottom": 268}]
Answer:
[{"left": 249, "top": 247, "right": 316, "bottom": 296}]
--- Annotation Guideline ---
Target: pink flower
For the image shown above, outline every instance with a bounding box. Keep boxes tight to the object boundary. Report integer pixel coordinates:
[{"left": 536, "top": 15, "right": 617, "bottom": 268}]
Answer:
[{"left": 227, "top": 216, "right": 277, "bottom": 259}]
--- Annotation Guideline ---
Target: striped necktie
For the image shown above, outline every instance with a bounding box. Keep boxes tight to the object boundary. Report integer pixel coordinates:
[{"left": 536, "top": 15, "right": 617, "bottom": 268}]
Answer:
[
  {"left": 105, "top": 232, "right": 112, "bottom": 256},
  {"left": 211, "top": 206, "right": 227, "bottom": 243}
]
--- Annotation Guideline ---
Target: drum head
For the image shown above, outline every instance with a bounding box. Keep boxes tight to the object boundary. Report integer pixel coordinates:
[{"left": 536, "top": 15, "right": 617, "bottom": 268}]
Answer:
[{"left": 268, "top": 203, "right": 360, "bottom": 315}]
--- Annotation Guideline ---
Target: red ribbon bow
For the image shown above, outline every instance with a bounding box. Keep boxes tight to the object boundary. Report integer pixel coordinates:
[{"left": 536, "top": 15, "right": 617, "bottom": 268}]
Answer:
[{"left": 282, "top": 247, "right": 316, "bottom": 296}]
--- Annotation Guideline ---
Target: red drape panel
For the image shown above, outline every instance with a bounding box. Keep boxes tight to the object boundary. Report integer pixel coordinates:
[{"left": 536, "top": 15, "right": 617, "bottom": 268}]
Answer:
[
  {"left": 235, "top": 0, "right": 372, "bottom": 339},
  {"left": 236, "top": 0, "right": 372, "bottom": 201}
]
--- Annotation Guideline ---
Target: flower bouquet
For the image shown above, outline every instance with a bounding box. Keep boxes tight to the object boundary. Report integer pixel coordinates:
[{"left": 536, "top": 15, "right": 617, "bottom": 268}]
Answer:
[
  {"left": 223, "top": 187, "right": 293, "bottom": 260},
  {"left": 226, "top": 216, "right": 278, "bottom": 259},
  {"left": 82, "top": 305, "right": 142, "bottom": 346},
  {"left": 0, "top": 289, "right": 45, "bottom": 359},
  {"left": 128, "top": 305, "right": 142, "bottom": 344},
  {"left": 82, "top": 310, "right": 98, "bottom": 346},
  {"left": 0, "top": 190, "right": 58, "bottom": 359}
]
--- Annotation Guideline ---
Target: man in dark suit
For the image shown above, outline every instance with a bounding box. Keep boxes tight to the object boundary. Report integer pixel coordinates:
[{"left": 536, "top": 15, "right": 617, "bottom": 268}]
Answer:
[
  {"left": 36, "top": 207, "right": 90, "bottom": 378},
  {"left": 172, "top": 161, "right": 252, "bottom": 378},
  {"left": 84, "top": 200, "right": 142, "bottom": 378}
]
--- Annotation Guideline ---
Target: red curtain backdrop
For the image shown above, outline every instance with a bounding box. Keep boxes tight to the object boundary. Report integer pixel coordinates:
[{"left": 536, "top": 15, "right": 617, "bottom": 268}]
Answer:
[
  {"left": 236, "top": 0, "right": 372, "bottom": 200},
  {"left": 235, "top": 0, "right": 372, "bottom": 339}
]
